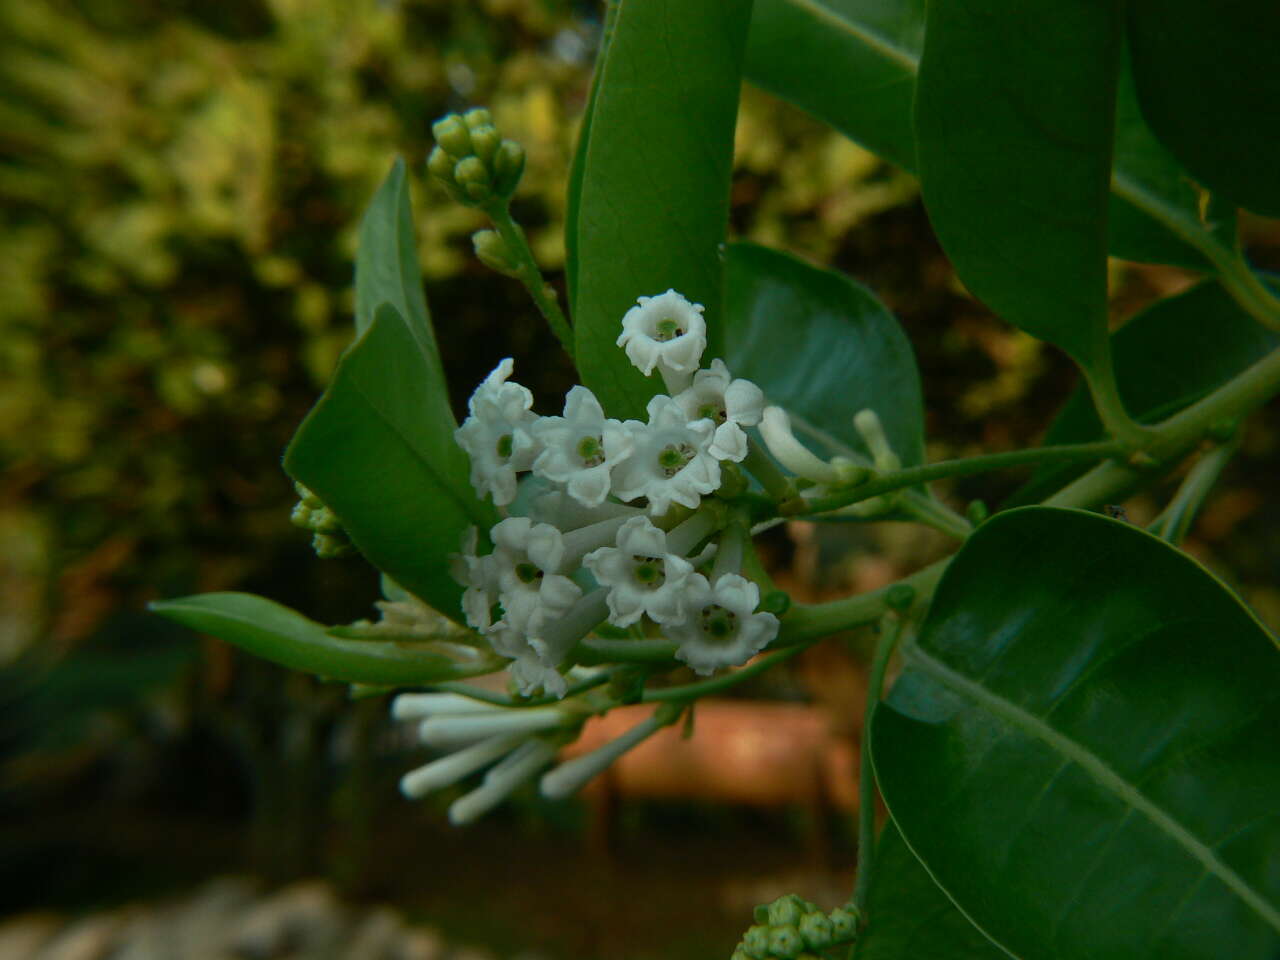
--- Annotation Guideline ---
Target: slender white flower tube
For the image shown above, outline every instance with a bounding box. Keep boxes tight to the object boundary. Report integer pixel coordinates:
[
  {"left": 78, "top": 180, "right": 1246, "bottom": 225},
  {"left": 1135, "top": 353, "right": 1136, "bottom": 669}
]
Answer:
[
  {"left": 673, "top": 359, "right": 765, "bottom": 463},
  {"left": 665, "top": 573, "right": 779, "bottom": 675},
  {"left": 616, "top": 289, "right": 707, "bottom": 392},
  {"left": 391, "top": 693, "right": 503, "bottom": 721},
  {"left": 853, "top": 408, "right": 901, "bottom": 472},
  {"left": 758, "top": 406, "right": 842, "bottom": 484},
  {"left": 611, "top": 395, "right": 719, "bottom": 515},
  {"left": 399, "top": 731, "right": 523, "bottom": 799},
  {"left": 449, "top": 738, "right": 558, "bottom": 825},
  {"left": 583, "top": 517, "right": 695, "bottom": 626},
  {"left": 454, "top": 358, "right": 540, "bottom": 505},
  {"left": 418, "top": 707, "right": 570, "bottom": 748},
  {"left": 531, "top": 386, "right": 634, "bottom": 507},
  {"left": 529, "top": 488, "right": 641, "bottom": 532},
  {"left": 540, "top": 714, "right": 663, "bottom": 800}
]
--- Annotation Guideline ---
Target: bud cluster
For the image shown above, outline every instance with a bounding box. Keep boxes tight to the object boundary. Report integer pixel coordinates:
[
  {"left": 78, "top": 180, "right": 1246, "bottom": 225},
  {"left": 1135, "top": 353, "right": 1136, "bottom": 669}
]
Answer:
[
  {"left": 427, "top": 108, "right": 525, "bottom": 206},
  {"left": 732, "top": 895, "right": 860, "bottom": 960},
  {"left": 290, "top": 483, "right": 354, "bottom": 558}
]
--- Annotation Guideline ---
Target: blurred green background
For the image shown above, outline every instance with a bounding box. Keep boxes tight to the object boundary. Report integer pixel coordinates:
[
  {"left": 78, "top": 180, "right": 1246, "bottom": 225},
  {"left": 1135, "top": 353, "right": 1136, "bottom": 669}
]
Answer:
[{"left": 2, "top": 1, "right": 1279, "bottom": 957}]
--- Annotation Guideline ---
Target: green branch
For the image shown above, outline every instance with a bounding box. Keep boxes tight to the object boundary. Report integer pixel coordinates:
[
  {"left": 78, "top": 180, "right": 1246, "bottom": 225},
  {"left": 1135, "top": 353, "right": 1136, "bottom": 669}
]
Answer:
[
  {"left": 483, "top": 199, "right": 576, "bottom": 358},
  {"left": 641, "top": 640, "right": 815, "bottom": 703}
]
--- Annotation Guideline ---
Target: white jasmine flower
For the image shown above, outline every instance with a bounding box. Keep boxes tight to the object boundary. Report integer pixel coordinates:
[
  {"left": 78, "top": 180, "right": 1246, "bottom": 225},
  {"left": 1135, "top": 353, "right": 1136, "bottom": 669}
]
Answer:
[
  {"left": 583, "top": 516, "right": 695, "bottom": 626},
  {"left": 454, "top": 358, "right": 540, "bottom": 505},
  {"left": 541, "top": 712, "right": 664, "bottom": 800},
  {"left": 490, "top": 517, "right": 582, "bottom": 634},
  {"left": 617, "top": 290, "right": 707, "bottom": 389},
  {"left": 449, "top": 526, "right": 497, "bottom": 631},
  {"left": 758, "top": 405, "right": 861, "bottom": 485},
  {"left": 612, "top": 395, "right": 720, "bottom": 515},
  {"left": 487, "top": 589, "right": 611, "bottom": 699},
  {"left": 449, "top": 738, "right": 559, "bottom": 825},
  {"left": 531, "top": 386, "right": 634, "bottom": 507},
  {"left": 665, "top": 573, "right": 779, "bottom": 675},
  {"left": 400, "top": 732, "right": 524, "bottom": 799},
  {"left": 673, "top": 359, "right": 765, "bottom": 463}
]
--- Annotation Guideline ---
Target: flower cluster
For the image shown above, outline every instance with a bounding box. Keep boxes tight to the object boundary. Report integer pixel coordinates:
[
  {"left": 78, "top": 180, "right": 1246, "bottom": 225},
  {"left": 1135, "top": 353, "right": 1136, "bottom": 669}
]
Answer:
[
  {"left": 732, "top": 894, "right": 860, "bottom": 960},
  {"left": 452, "top": 290, "right": 778, "bottom": 697}
]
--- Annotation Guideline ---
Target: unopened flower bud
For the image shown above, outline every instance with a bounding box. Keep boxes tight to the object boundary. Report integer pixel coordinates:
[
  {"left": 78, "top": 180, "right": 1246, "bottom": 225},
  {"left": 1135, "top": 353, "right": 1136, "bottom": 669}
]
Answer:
[
  {"left": 730, "top": 949, "right": 750, "bottom": 960},
  {"left": 492, "top": 139, "right": 525, "bottom": 197},
  {"left": 828, "top": 905, "right": 859, "bottom": 942},
  {"left": 432, "top": 114, "right": 474, "bottom": 159},
  {"left": 473, "top": 229, "right": 519, "bottom": 276},
  {"left": 884, "top": 583, "right": 916, "bottom": 612},
  {"left": 767, "top": 925, "right": 803, "bottom": 959},
  {"left": 966, "top": 499, "right": 989, "bottom": 527},
  {"left": 470, "top": 124, "right": 501, "bottom": 164},
  {"left": 760, "top": 589, "right": 791, "bottom": 616},
  {"left": 463, "top": 107, "right": 493, "bottom": 129},
  {"left": 427, "top": 145, "right": 456, "bottom": 181},
  {"left": 798, "top": 912, "right": 833, "bottom": 951},
  {"left": 753, "top": 904, "right": 769, "bottom": 924},
  {"left": 741, "top": 925, "right": 771, "bottom": 959},
  {"left": 767, "top": 894, "right": 806, "bottom": 927},
  {"left": 854, "top": 408, "right": 900, "bottom": 472}
]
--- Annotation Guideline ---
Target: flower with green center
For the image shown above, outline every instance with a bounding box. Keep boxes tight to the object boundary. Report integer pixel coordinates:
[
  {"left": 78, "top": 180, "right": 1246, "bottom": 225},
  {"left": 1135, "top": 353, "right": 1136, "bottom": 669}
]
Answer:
[
  {"left": 490, "top": 517, "right": 582, "bottom": 636},
  {"left": 449, "top": 526, "right": 498, "bottom": 631},
  {"left": 673, "top": 358, "right": 765, "bottom": 463},
  {"left": 612, "top": 395, "right": 719, "bottom": 515},
  {"left": 455, "top": 358, "right": 541, "bottom": 505},
  {"left": 616, "top": 289, "right": 707, "bottom": 392},
  {"left": 665, "top": 573, "right": 779, "bottom": 675},
  {"left": 531, "top": 385, "right": 633, "bottom": 507},
  {"left": 582, "top": 516, "right": 695, "bottom": 627}
]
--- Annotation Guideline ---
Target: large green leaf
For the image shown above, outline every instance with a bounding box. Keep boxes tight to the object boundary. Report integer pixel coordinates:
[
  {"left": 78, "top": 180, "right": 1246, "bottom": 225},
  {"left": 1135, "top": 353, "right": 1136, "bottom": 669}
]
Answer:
[
  {"left": 571, "top": 0, "right": 751, "bottom": 419},
  {"left": 1010, "top": 278, "right": 1280, "bottom": 505},
  {"left": 855, "top": 820, "right": 1008, "bottom": 960},
  {"left": 744, "top": 0, "right": 1217, "bottom": 272},
  {"left": 1128, "top": 1, "right": 1280, "bottom": 217},
  {"left": 723, "top": 242, "right": 924, "bottom": 466},
  {"left": 285, "top": 304, "right": 495, "bottom": 621},
  {"left": 150, "top": 593, "right": 489, "bottom": 685},
  {"left": 914, "top": 1, "right": 1120, "bottom": 372},
  {"left": 872, "top": 507, "right": 1280, "bottom": 960},
  {"left": 745, "top": 0, "right": 923, "bottom": 172}
]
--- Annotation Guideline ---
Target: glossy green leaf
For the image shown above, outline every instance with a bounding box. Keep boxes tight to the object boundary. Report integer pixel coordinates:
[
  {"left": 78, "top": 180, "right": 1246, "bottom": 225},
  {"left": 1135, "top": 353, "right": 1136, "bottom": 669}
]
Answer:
[
  {"left": 150, "top": 593, "right": 493, "bottom": 685},
  {"left": 915, "top": 1, "right": 1120, "bottom": 371},
  {"left": 1128, "top": 1, "right": 1280, "bottom": 217},
  {"left": 872, "top": 507, "right": 1280, "bottom": 960},
  {"left": 285, "top": 303, "right": 496, "bottom": 621},
  {"left": 571, "top": 0, "right": 751, "bottom": 420},
  {"left": 1011, "top": 278, "right": 1280, "bottom": 505},
  {"left": 745, "top": 0, "right": 923, "bottom": 171},
  {"left": 855, "top": 820, "right": 1008, "bottom": 960},
  {"left": 724, "top": 242, "right": 924, "bottom": 467}
]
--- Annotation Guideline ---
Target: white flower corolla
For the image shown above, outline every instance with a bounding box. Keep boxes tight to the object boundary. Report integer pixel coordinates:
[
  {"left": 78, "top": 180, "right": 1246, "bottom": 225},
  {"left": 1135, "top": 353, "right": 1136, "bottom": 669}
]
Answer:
[
  {"left": 449, "top": 738, "right": 559, "bottom": 825},
  {"left": 489, "top": 517, "right": 582, "bottom": 634},
  {"left": 665, "top": 573, "right": 779, "bottom": 675},
  {"left": 611, "top": 396, "right": 720, "bottom": 515},
  {"left": 758, "top": 406, "right": 864, "bottom": 485},
  {"left": 583, "top": 516, "right": 695, "bottom": 627},
  {"left": 616, "top": 290, "right": 707, "bottom": 389},
  {"left": 531, "top": 386, "right": 634, "bottom": 507},
  {"left": 449, "top": 526, "right": 497, "bottom": 631},
  {"left": 540, "top": 713, "right": 664, "bottom": 800},
  {"left": 454, "top": 358, "right": 540, "bottom": 505},
  {"left": 487, "top": 620, "right": 569, "bottom": 698},
  {"left": 672, "top": 359, "right": 765, "bottom": 463}
]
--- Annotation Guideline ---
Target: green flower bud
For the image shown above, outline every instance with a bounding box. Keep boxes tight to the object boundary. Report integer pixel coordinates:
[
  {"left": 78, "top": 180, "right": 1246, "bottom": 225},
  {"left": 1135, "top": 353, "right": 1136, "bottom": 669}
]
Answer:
[
  {"left": 432, "top": 114, "right": 473, "bottom": 159},
  {"left": 454, "top": 156, "right": 492, "bottom": 203},
  {"left": 730, "top": 950, "right": 750, "bottom": 960},
  {"left": 427, "top": 146, "right": 457, "bottom": 183},
  {"left": 828, "top": 906, "right": 860, "bottom": 942},
  {"left": 767, "top": 925, "right": 803, "bottom": 960},
  {"left": 716, "top": 461, "right": 748, "bottom": 499},
  {"left": 290, "top": 501, "right": 314, "bottom": 529},
  {"left": 884, "top": 583, "right": 916, "bottom": 612},
  {"left": 752, "top": 905, "right": 770, "bottom": 925},
  {"left": 469, "top": 124, "right": 501, "bottom": 164},
  {"left": 766, "top": 895, "right": 806, "bottom": 928},
  {"left": 313, "top": 532, "right": 354, "bottom": 559},
  {"left": 760, "top": 590, "right": 791, "bottom": 616},
  {"left": 741, "top": 926, "right": 771, "bottom": 959},
  {"left": 492, "top": 139, "right": 525, "bottom": 197},
  {"left": 463, "top": 107, "right": 493, "bottom": 129},
  {"left": 966, "top": 499, "right": 989, "bottom": 527},
  {"left": 798, "top": 913, "right": 833, "bottom": 951},
  {"left": 472, "top": 229, "right": 519, "bottom": 276}
]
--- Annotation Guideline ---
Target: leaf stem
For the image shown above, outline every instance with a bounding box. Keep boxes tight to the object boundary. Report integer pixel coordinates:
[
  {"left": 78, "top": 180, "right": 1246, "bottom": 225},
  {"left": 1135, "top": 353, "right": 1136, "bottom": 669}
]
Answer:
[
  {"left": 1215, "top": 253, "right": 1280, "bottom": 333},
  {"left": 483, "top": 199, "right": 576, "bottom": 358},
  {"left": 1083, "top": 363, "right": 1153, "bottom": 448},
  {"left": 1149, "top": 437, "right": 1239, "bottom": 544},
  {"left": 641, "top": 640, "right": 815, "bottom": 703},
  {"left": 779, "top": 560, "right": 946, "bottom": 645},
  {"left": 853, "top": 613, "right": 906, "bottom": 918},
  {"left": 790, "top": 441, "right": 1123, "bottom": 516}
]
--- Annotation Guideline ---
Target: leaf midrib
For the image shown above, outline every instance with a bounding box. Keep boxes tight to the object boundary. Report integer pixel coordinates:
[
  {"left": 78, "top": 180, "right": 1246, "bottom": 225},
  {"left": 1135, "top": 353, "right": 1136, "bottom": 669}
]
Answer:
[
  {"left": 903, "top": 642, "right": 1280, "bottom": 932},
  {"left": 785, "top": 0, "right": 920, "bottom": 71}
]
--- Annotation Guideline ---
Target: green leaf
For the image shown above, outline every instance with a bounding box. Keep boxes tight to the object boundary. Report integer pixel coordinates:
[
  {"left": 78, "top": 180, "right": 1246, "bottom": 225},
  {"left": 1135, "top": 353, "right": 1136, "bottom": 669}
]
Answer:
[
  {"left": 1128, "top": 1, "right": 1280, "bottom": 217},
  {"left": 724, "top": 242, "right": 924, "bottom": 466},
  {"left": 744, "top": 0, "right": 923, "bottom": 171},
  {"left": 150, "top": 593, "right": 494, "bottom": 685},
  {"left": 1010, "top": 278, "right": 1280, "bottom": 505},
  {"left": 571, "top": 0, "right": 751, "bottom": 420},
  {"left": 872, "top": 507, "right": 1280, "bottom": 960},
  {"left": 285, "top": 303, "right": 496, "bottom": 621},
  {"left": 914, "top": 1, "right": 1120, "bottom": 372},
  {"left": 854, "top": 819, "right": 1009, "bottom": 960}
]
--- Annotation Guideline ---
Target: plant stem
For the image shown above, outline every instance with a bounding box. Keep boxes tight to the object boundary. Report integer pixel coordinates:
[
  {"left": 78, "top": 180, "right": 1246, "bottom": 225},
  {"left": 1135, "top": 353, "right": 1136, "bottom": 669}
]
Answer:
[
  {"left": 427, "top": 670, "right": 617, "bottom": 708},
  {"left": 1083, "top": 363, "right": 1152, "bottom": 448},
  {"left": 853, "top": 613, "right": 906, "bottom": 918},
  {"left": 641, "top": 640, "right": 815, "bottom": 702},
  {"left": 900, "top": 494, "right": 972, "bottom": 540},
  {"left": 1216, "top": 254, "right": 1280, "bottom": 333},
  {"left": 791, "top": 441, "right": 1123, "bottom": 516},
  {"left": 1150, "top": 437, "right": 1239, "bottom": 544},
  {"left": 743, "top": 439, "right": 794, "bottom": 502},
  {"left": 483, "top": 200, "right": 575, "bottom": 358},
  {"left": 779, "top": 560, "right": 946, "bottom": 645}
]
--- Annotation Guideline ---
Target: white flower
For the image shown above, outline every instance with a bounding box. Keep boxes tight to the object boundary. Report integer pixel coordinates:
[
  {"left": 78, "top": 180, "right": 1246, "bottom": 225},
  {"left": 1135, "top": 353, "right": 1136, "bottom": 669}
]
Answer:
[
  {"left": 490, "top": 517, "right": 582, "bottom": 634},
  {"left": 583, "top": 516, "right": 695, "bottom": 626},
  {"left": 611, "top": 395, "right": 720, "bottom": 515},
  {"left": 454, "top": 358, "right": 540, "bottom": 505},
  {"left": 541, "top": 712, "right": 664, "bottom": 800},
  {"left": 616, "top": 290, "right": 707, "bottom": 384},
  {"left": 665, "top": 573, "right": 779, "bottom": 675},
  {"left": 673, "top": 359, "right": 765, "bottom": 463},
  {"left": 531, "top": 386, "right": 634, "bottom": 507},
  {"left": 449, "top": 526, "right": 497, "bottom": 631}
]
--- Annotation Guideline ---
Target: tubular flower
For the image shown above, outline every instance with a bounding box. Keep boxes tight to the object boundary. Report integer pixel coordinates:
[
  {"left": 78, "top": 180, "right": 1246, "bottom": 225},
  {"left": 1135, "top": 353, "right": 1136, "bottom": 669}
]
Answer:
[
  {"left": 489, "top": 517, "right": 582, "bottom": 634},
  {"left": 665, "top": 573, "right": 779, "bottom": 675},
  {"left": 672, "top": 358, "right": 765, "bottom": 463},
  {"left": 454, "top": 358, "right": 540, "bottom": 505},
  {"left": 531, "top": 385, "right": 634, "bottom": 507},
  {"left": 583, "top": 516, "right": 695, "bottom": 627},
  {"left": 450, "top": 526, "right": 497, "bottom": 632},
  {"left": 617, "top": 290, "right": 707, "bottom": 387},
  {"left": 612, "top": 395, "right": 720, "bottom": 515}
]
